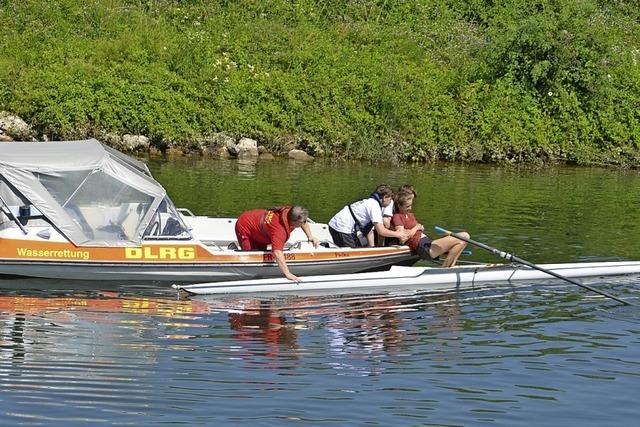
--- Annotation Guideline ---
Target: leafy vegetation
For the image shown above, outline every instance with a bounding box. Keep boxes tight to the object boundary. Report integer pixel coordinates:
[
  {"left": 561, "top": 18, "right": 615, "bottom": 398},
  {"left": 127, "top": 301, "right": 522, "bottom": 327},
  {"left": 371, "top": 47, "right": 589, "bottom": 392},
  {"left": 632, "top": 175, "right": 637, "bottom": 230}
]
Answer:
[{"left": 1, "top": 0, "right": 638, "bottom": 166}]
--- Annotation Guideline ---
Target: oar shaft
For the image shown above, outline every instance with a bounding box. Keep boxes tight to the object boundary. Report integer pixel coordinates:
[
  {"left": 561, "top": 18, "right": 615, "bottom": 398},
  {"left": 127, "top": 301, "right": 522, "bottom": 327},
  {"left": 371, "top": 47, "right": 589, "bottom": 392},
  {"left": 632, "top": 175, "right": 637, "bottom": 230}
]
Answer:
[
  {"left": 435, "top": 226, "right": 634, "bottom": 306},
  {"left": 508, "top": 254, "right": 631, "bottom": 304}
]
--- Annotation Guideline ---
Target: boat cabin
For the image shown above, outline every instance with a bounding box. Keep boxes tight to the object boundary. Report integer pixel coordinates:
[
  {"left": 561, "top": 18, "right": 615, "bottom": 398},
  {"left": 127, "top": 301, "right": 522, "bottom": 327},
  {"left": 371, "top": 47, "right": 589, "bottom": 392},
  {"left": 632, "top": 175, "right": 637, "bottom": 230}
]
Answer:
[{"left": 0, "top": 139, "right": 190, "bottom": 247}]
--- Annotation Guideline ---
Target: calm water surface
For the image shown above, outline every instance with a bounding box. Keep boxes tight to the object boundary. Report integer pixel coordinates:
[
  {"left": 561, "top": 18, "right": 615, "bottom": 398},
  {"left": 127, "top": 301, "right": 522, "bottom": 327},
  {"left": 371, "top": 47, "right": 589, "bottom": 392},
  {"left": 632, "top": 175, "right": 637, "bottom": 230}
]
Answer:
[{"left": 1, "top": 158, "right": 639, "bottom": 426}]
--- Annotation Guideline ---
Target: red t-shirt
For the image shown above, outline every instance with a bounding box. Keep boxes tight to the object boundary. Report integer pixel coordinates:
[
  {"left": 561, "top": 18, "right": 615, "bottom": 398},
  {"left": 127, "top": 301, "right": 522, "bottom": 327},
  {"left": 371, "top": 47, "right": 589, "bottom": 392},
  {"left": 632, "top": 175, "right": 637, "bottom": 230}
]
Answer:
[
  {"left": 235, "top": 207, "right": 292, "bottom": 251},
  {"left": 390, "top": 212, "right": 422, "bottom": 250}
]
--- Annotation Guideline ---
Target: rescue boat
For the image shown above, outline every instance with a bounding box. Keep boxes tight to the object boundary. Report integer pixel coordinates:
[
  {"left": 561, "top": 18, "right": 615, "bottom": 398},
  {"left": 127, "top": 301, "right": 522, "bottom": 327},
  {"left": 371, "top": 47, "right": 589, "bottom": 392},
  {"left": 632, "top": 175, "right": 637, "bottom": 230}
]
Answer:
[{"left": 0, "top": 139, "right": 417, "bottom": 286}]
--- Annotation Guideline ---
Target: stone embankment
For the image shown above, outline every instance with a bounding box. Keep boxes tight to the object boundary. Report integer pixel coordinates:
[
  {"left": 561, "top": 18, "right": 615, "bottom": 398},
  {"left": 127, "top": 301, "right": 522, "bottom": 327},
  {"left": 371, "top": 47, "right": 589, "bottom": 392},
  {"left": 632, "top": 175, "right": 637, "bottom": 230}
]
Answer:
[{"left": 0, "top": 111, "right": 314, "bottom": 162}]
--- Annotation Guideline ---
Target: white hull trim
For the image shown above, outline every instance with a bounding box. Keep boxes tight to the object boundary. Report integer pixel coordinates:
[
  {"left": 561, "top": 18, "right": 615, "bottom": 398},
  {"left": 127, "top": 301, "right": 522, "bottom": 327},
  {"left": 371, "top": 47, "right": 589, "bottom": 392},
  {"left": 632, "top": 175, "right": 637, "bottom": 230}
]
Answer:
[{"left": 174, "top": 261, "right": 640, "bottom": 295}]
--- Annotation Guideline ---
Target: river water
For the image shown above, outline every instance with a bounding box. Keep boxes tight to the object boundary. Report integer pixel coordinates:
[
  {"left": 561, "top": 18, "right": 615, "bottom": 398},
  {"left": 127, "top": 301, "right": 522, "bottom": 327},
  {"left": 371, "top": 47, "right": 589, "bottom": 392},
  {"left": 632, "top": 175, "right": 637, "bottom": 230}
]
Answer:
[{"left": 1, "top": 158, "right": 639, "bottom": 425}]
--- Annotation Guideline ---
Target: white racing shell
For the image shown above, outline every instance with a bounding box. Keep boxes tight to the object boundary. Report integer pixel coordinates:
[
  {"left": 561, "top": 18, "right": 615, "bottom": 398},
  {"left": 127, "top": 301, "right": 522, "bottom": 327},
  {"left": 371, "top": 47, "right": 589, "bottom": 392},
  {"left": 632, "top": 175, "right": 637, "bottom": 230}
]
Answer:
[{"left": 175, "top": 261, "right": 640, "bottom": 295}]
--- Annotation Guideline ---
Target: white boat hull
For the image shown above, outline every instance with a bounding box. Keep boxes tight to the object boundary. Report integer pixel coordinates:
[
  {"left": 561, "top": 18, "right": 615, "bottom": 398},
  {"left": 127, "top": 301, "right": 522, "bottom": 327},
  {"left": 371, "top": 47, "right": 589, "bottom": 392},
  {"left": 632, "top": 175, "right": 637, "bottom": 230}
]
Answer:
[{"left": 175, "top": 261, "right": 640, "bottom": 295}]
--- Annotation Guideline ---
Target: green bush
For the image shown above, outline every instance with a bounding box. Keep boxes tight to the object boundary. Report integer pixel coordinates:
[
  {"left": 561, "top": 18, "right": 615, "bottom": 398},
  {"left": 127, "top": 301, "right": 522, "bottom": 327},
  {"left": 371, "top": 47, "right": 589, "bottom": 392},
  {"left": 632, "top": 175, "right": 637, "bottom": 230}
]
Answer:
[{"left": 0, "top": 0, "right": 638, "bottom": 166}]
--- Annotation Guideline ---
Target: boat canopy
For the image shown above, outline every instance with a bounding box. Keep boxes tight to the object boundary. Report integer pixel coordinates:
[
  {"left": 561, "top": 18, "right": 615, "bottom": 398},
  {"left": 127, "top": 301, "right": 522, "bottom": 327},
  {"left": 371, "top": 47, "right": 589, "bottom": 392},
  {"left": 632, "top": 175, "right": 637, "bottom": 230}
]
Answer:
[{"left": 0, "top": 139, "right": 188, "bottom": 246}]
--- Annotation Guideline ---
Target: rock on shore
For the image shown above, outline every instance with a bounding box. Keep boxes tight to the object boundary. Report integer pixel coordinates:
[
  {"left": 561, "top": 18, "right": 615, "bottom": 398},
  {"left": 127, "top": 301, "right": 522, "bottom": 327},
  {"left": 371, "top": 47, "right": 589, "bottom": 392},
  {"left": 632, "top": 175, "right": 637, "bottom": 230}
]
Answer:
[{"left": 0, "top": 112, "right": 317, "bottom": 161}]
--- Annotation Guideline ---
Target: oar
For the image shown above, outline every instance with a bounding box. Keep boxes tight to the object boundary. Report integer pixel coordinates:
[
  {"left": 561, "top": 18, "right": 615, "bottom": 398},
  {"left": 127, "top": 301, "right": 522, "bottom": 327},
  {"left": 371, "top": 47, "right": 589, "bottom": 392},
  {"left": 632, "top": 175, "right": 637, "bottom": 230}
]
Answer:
[{"left": 435, "top": 226, "right": 635, "bottom": 306}]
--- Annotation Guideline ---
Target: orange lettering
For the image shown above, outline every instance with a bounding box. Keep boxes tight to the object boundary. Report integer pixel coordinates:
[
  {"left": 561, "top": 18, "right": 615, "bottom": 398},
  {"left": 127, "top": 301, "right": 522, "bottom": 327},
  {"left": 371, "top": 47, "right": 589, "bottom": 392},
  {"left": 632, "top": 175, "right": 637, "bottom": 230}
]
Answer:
[{"left": 264, "top": 211, "right": 274, "bottom": 225}]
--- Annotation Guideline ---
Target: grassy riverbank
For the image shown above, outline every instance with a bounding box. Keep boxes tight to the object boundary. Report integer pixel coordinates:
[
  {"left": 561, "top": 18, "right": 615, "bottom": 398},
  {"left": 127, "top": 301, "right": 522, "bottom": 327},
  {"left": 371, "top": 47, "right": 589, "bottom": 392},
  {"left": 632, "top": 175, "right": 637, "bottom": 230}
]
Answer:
[{"left": 1, "top": 0, "right": 639, "bottom": 166}]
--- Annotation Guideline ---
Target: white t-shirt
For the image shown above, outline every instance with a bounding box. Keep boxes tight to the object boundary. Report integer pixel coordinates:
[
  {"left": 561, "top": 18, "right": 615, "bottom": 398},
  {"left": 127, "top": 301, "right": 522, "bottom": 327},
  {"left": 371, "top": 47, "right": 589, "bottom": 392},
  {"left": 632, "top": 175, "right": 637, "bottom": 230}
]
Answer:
[
  {"left": 328, "top": 198, "right": 383, "bottom": 234},
  {"left": 382, "top": 200, "right": 394, "bottom": 217}
]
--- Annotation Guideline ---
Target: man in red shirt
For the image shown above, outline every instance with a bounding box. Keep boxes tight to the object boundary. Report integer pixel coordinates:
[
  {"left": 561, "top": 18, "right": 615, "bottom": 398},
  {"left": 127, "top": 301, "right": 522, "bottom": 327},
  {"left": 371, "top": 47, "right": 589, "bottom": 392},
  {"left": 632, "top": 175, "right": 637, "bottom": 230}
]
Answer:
[
  {"left": 235, "top": 206, "right": 319, "bottom": 281},
  {"left": 390, "top": 192, "right": 470, "bottom": 268}
]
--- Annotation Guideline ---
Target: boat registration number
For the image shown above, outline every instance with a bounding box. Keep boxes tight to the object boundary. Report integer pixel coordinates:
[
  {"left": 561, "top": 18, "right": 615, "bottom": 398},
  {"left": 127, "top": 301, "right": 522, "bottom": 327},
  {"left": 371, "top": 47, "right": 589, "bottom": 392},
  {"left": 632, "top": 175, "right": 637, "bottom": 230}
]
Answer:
[{"left": 263, "top": 253, "right": 296, "bottom": 262}]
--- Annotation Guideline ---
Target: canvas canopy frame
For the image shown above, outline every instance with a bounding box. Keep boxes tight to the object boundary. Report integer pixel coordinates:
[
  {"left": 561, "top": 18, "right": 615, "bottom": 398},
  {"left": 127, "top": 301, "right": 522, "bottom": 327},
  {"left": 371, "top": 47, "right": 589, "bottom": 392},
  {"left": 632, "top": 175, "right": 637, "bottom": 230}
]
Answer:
[{"left": 0, "top": 139, "right": 189, "bottom": 246}]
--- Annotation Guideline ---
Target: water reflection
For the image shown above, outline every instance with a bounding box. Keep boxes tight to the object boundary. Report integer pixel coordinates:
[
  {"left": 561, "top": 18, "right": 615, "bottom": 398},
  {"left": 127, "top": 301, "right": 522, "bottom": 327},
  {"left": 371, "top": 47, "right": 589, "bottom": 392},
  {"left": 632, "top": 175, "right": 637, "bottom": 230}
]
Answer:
[
  {"left": 0, "top": 283, "right": 638, "bottom": 425},
  {"left": 0, "top": 292, "right": 210, "bottom": 363},
  {"left": 0, "top": 292, "right": 208, "bottom": 317},
  {"left": 227, "top": 300, "right": 299, "bottom": 358},
  {"left": 205, "top": 290, "right": 469, "bottom": 367},
  {"left": 236, "top": 159, "right": 258, "bottom": 179},
  {"left": 325, "top": 299, "right": 406, "bottom": 356}
]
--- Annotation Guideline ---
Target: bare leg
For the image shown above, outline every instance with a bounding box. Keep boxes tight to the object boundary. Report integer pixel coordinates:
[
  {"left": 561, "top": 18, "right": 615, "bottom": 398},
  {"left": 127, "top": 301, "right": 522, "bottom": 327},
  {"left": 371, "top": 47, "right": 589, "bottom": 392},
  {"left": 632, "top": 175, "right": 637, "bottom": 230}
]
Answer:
[{"left": 428, "top": 232, "right": 469, "bottom": 268}]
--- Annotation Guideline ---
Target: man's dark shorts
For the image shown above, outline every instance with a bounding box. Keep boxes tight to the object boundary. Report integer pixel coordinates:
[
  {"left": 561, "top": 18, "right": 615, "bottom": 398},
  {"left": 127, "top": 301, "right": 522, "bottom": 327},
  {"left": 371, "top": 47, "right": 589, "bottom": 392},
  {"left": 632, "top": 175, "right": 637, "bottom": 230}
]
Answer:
[{"left": 329, "top": 227, "right": 362, "bottom": 248}]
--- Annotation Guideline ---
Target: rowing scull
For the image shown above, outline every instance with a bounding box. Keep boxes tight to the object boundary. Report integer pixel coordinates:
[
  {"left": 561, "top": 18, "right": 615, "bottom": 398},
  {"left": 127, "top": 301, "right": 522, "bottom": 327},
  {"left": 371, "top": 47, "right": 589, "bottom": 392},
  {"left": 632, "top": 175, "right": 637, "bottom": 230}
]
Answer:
[{"left": 174, "top": 260, "right": 640, "bottom": 296}]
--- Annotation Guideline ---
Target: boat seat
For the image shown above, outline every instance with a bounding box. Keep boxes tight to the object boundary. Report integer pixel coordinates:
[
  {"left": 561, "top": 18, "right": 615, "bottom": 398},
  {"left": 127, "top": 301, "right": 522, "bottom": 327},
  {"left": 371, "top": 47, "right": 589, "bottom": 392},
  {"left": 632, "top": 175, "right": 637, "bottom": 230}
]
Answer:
[
  {"left": 161, "top": 217, "right": 184, "bottom": 236},
  {"left": 319, "top": 240, "right": 338, "bottom": 248}
]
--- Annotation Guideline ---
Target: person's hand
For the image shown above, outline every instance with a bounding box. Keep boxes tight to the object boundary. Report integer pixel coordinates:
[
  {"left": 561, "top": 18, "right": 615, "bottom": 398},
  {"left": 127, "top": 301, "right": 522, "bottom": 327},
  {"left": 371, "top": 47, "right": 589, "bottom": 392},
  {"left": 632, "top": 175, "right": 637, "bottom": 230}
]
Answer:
[
  {"left": 286, "top": 273, "right": 301, "bottom": 283},
  {"left": 309, "top": 236, "right": 320, "bottom": 248},
  {"left": 417, "top": 223, "right": 424, "bottom": 231},
  {"left": 403, "top": 229, "right": 414, "bottom": 241}
]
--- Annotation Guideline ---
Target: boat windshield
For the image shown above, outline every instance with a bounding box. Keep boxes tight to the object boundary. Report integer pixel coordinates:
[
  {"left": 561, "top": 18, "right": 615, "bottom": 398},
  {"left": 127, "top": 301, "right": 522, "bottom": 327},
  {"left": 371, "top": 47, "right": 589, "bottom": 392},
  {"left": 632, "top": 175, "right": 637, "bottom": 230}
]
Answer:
[{"left": 142, "top": 196, "right": 191, "bottom": 240}]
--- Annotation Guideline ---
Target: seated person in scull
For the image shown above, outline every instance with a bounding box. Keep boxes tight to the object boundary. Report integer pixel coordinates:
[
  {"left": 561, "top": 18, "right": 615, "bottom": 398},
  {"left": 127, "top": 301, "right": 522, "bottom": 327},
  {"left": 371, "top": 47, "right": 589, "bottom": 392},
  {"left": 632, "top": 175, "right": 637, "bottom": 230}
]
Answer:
[
  {"left": 379, "top": 184, "right": 417, "bottom": 246},
  {"left": 328, "top": 184, "right": 412, "bottom": 247},
  {"left": 235, "top": 206, "right": 319, "bottom": 282},
  {"left": 389, "top": 192, "right": 469, "bottom": 268}
]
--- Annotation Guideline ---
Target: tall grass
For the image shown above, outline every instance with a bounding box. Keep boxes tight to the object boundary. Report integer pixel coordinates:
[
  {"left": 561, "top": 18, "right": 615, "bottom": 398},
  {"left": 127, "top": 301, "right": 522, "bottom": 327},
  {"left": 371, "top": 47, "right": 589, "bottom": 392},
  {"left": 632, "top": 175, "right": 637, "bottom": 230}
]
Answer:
[{"left": 1, "top": 0, "right": 638, "bottom": 165}]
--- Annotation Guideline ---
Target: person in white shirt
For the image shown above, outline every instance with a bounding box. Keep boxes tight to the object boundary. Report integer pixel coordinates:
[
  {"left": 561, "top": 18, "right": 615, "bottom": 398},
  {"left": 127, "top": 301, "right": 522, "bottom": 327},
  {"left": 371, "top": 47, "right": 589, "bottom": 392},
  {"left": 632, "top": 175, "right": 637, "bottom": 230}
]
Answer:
[{"left": 328, "top": 185, "right": 412, "bottom": 247}]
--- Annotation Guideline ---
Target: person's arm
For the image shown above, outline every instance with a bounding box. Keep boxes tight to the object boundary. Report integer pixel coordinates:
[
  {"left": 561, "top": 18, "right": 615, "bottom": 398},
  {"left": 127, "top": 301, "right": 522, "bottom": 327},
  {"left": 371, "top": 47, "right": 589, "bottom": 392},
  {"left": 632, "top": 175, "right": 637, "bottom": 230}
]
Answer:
[
  {"left": 394, "top": 223, "right": 423, "bottom": 244},
  {"left": 378, "top": 216, "right": 393, "bottom": 246},
  {"left": 374, "top": 222, "right": 413, "bottom": 241},
  {"left": 273, "top": 249, "right": 300, "bottom": 282},
  {"left": 383, "top": 216, "right": 392, "bottom": 229},
  {"left": 366, "top": 229, "right": 375, "bottom": 247},
  {"left": 300, "top": 222, "right": 319, "bottom": 248}
]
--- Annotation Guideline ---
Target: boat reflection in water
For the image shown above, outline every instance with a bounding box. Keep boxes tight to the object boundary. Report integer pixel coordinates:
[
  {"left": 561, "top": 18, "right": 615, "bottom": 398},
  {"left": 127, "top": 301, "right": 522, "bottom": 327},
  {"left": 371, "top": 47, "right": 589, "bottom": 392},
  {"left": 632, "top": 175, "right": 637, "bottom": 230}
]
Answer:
[
  {"left": 227, "top": 300, "right": 300, "bottom": 358},
  {"left": 0, "top": 291, "right": 211, "bottom": 363},
  {"left": 206, "top": 290, "right": 465, "bottom": 371},
  {"left": 0, "top": 287, "right": 467, "bottom": 373},
  {"left": 0, "top": 292, "right": 209, "bottom": 317}
]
